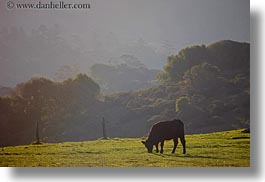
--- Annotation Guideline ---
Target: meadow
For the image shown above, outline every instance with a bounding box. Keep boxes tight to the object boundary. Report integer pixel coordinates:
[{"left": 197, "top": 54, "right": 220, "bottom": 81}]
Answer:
[{"left": 0, "top": 129, "right": 250, "bottom": 167}]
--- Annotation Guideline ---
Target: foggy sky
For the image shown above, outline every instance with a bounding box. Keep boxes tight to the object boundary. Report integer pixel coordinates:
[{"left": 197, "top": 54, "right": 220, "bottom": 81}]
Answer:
[
  {"left": 0, "top": 0, "right": 249, "bottom": 86},
  {"left": 0, "top": 0, "right": 249, "bottom": 42}
]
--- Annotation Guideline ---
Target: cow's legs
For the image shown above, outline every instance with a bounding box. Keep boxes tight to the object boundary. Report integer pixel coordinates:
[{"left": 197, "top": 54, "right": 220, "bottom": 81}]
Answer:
[
  {"left": 160, "top": 140, "right": 164, "bottom": 154},
  {"left": 155, "top": 144, "right": 159, "bottom": 153},
  {"left": 172, "top": 138, "right": 178, "bottom": 153},
  {"left": 180, "top": 135, "right": 186, "bottom": 154}
]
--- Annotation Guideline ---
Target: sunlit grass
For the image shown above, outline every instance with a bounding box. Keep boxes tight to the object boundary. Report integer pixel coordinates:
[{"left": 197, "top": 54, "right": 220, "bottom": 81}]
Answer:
[{"left": 0, "top": 129, "right": 250, "bottom": 167}]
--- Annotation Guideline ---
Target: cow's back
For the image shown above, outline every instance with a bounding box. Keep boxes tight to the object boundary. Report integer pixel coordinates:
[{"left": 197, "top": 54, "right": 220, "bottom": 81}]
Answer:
[{"left": 148, "top": 119, "right": 184, "bottom": 141}]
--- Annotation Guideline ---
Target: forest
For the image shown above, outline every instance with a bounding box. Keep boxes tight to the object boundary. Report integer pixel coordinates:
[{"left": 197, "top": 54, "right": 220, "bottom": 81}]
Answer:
[{"left": 0, "top": 40, "right": 250, "bottom": 147}]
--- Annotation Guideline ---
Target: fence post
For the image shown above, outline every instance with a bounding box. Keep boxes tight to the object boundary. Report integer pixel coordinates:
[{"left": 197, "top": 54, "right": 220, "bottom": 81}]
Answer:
[
  {"left": 36, "top": 120, "right": 40, "bottom": 144},
  {"left": 102, "top": 117, "right": 107, "bottom": 139}
]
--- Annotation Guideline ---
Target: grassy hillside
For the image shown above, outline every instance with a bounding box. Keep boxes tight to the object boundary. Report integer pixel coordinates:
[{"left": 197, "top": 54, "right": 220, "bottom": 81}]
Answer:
[{"left": 0, "top": 129, "right": 250, "bottom": 167}]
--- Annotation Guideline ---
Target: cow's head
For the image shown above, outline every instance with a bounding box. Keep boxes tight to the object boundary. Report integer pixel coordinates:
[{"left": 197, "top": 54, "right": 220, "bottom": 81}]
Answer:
[{"left": 141, "top": 140, "right": 153, "bottom": 153}]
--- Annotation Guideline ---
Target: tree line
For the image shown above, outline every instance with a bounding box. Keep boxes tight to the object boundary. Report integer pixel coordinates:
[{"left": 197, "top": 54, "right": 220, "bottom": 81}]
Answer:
[{"left": 0, "top": 40, "right": 250, "bottom": 147}]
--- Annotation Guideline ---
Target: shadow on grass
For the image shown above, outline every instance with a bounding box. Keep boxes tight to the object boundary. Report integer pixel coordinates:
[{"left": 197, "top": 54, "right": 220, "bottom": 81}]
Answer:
[
  {"left": 181, "top": 154, "right": 222, "bottom": 159},
  {"left": 75, "top": 151, "right": 109, "bottom": 154},
  {"left": 150, "top": 152, "right": 222, "bottom": 159},
  {"left": 232, "top": 136, "right": 250, "bottom": 139}
]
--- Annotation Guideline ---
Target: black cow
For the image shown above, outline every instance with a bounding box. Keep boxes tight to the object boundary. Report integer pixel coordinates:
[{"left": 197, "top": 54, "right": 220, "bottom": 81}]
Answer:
[{"left": 141, "top": 119, "right": 186, "bottom": 154}]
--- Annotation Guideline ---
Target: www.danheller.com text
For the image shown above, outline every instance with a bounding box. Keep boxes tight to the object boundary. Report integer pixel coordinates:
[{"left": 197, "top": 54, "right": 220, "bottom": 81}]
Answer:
[{"left": 6, "top": 0, "right": 91, "bottom": 10}]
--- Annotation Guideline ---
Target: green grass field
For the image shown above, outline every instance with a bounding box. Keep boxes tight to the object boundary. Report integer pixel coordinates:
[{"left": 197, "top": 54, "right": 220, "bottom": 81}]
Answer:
[{"left": 0, "top": 129, "right": 250, "bottom": 167}]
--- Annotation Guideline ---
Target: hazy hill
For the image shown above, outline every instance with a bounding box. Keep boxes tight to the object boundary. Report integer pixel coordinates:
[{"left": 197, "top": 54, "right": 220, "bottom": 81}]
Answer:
[
  {"left": 102, "top": 40, "right": 250, "bottom": 135},
  {"left": 0, "top": 86, "right": 13, "bottom": 96},
  {"left": 89, "top": 56, "right": 160, "bottom": 94},
  {"left": 0, "top": 40, "right": 250, "bottom": 146},
  {"left": 0, "top": 26, "right": 167, "bottom": 87}
]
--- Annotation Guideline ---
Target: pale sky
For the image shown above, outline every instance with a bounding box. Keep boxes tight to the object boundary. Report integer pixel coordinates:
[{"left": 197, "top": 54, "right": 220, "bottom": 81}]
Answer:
[
  {"left": 0, "top": 0, "right": 249, "bottom": 86},
  {"left": 0, "top": 0, "right": 249, "bottom": 44}
]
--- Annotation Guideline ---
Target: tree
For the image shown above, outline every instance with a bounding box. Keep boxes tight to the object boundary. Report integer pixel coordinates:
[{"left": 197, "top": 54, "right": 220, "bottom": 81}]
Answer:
[
  {"left": 176, "top": 96, "right": 191, "bottom": 112},
  {"left": 157, "top": 55, "right": 188, "bottom": 83},
  {"left": 15, "top": 77, "right": 57, "bottom": 143},
  {"left": 157, "top": 45, "right": 207, "bottom": 84}
]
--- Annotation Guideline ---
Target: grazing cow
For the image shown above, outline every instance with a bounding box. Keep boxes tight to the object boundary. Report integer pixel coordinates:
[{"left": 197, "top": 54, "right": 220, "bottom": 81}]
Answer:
[{"left": 141, "top": 119, "right": 186, "bottom": 154}]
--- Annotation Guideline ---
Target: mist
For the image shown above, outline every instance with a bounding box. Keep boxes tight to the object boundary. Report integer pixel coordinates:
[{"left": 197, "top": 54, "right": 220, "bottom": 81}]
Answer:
[{"left": 0, "top": 0, "right": 249, "bottom": 87}]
